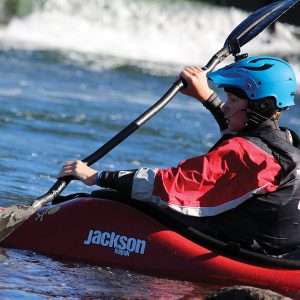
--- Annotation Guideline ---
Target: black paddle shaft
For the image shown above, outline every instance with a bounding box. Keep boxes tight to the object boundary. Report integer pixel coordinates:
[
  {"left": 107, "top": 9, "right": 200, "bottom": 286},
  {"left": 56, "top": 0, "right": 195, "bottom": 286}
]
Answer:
[
  {"left": 35, "top": 51, "right": 228, "bottom": 206},
  {"left": 36, "top": 79, "right": 185, "bottom": 204}
]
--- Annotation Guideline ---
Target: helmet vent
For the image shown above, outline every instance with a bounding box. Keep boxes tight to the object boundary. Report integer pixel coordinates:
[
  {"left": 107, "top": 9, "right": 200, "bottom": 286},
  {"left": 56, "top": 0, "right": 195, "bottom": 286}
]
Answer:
[
  {"left": 249, "top": 57, "right": 278, "bottom": 63},
  {"left": 242, "top": 64, "right": 273, "bottom": 71}
]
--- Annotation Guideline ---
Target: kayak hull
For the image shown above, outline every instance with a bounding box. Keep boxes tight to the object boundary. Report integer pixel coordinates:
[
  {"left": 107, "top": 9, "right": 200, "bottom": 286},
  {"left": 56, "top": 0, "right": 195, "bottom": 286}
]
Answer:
[{"left": 1, "top": 197, "right": 300, "bottom": 297}]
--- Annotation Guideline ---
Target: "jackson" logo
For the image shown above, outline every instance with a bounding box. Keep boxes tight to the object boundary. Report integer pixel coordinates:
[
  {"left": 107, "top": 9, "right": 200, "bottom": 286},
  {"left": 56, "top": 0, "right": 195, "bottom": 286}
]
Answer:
[{"left": 83, "top": 229, "right": 147, "bottom": 256}]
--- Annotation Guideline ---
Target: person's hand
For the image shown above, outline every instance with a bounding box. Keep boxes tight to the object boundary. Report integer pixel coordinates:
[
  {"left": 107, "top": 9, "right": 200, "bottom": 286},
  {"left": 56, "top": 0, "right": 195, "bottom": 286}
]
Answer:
[
  {"left": 180, "top": 67, "right": 214, "bottom": 102},
  {"left": 57, "top": 160, "right": 98, "bottom": 186}
]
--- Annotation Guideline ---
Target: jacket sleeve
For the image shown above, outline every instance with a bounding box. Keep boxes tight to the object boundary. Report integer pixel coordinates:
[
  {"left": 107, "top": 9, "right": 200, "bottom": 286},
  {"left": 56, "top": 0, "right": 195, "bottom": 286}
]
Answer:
[
  {"left": 202, "top": 92, "right": 228, "bottom": 131},
  {"left": 131, "top": 137, "right": 282, "bottom": 217},
  {"left": 97, "top": 169, "right": 137, "bottom": 198}
]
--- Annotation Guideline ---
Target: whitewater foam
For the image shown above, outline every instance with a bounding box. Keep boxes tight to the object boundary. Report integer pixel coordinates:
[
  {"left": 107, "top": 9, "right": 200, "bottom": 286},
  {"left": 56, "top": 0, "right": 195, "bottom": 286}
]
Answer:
[{"left": 0, "top": 0, "right": 299, "bottom": 78}]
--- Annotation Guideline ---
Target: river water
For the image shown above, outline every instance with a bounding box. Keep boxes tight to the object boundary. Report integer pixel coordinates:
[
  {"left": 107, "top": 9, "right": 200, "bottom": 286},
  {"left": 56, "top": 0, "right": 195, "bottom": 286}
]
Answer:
[{"left": 0, "top": 0, "right": 300, "bottom": 298}]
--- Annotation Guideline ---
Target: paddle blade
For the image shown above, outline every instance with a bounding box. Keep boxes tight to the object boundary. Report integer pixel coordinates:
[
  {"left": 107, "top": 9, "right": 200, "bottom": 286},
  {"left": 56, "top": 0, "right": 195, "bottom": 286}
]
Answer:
[
  {"left": 0, "top": 203, "right": 41, "bottom": 242},
  {"left": 225, "top": 0, "right": 299, "bottom": 48}
]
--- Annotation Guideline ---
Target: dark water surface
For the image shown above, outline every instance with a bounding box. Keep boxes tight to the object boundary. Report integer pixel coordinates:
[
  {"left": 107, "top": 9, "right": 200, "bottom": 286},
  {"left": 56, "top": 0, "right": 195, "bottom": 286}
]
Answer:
[{"left": 0, "top": 249, "right": 215, "bottom": 299}]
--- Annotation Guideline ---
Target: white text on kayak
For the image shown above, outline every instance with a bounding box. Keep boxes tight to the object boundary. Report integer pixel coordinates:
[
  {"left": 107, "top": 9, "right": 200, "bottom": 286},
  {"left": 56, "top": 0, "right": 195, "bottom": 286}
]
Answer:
[{"left": 83, "top": 229, "right": 146, "bottom": 256}]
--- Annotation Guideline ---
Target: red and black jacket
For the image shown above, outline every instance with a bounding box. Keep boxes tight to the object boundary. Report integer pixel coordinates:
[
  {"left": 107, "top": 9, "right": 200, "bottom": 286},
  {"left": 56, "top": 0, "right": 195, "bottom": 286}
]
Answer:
[{"left": 207, "top": 126, "right": 300, "bottom": 254}]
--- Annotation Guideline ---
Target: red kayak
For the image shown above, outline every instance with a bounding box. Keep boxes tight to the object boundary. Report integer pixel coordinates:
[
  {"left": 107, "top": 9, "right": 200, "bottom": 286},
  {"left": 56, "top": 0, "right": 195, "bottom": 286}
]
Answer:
[{"left": 1, "top": 194, "right": 300, "bottom": 298}]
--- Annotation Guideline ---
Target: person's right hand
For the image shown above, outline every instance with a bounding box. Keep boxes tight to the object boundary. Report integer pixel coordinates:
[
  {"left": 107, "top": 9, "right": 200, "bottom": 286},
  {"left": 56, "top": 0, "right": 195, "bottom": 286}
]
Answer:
[
  {"left": 57, "top": 160, "right": 98, "bottom": 186},
  {"left": 180, "top": 67, "right": 214, "bottom": 102}
]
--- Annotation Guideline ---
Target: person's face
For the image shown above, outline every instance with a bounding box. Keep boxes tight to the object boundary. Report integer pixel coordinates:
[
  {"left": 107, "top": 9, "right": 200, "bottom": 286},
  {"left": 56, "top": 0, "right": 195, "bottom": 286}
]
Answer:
[{"left": 222, "top": 93, "right": 249, "bottom": 131}]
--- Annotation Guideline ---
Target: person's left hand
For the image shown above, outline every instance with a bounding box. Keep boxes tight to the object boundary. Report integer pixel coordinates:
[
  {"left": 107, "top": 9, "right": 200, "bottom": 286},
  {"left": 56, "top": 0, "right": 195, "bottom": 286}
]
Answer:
[
  {"left": 180, "top": 67, "right": 214, "bottom": 102},
  {"left": 57, "top": 160, "right": 98, "bottom": 186}
]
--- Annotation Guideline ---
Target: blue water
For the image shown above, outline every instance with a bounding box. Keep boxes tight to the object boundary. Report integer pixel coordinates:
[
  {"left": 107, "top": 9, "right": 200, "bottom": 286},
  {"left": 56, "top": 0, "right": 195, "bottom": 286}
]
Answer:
[
  {"left": 0, "top": 249, "right": 214, "bottom": 299},
  {"left": 0, "top": 0, "right": 300, "bottom": 298}
]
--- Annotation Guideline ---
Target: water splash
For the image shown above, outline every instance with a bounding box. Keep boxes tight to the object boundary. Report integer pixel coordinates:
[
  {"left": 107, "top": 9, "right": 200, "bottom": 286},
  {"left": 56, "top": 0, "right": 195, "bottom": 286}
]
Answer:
[{"left": 0, "top": 0, "right": 299, "bottom": 76}]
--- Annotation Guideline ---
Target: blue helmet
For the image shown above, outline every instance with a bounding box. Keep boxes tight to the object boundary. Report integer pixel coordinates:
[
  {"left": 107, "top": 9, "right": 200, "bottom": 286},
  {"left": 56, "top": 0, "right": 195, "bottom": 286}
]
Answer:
[{"left": 207, "top": 56, "right": 297, "bottom": 108}]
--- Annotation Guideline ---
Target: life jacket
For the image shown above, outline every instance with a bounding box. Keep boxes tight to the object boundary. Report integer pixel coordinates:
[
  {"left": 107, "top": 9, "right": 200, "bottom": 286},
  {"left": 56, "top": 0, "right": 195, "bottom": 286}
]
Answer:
[{"left": 208, "top": 126, "right": 300, "bottom": 255}]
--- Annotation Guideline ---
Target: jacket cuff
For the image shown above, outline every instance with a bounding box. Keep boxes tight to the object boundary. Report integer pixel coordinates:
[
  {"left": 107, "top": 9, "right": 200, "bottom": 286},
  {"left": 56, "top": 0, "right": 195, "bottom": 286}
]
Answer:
[
  {"left": 202, "top": 92, "right": 223, "bottom": 109},
  {"left": 131, "top": 168, "right": 157, "bottom": 200}
]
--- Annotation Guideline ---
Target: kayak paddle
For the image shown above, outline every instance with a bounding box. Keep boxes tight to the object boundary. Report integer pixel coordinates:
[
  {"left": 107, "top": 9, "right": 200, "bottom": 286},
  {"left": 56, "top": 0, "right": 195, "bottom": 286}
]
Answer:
[{"left": 0, "top": 0, "right": 298, "bottom": 242}]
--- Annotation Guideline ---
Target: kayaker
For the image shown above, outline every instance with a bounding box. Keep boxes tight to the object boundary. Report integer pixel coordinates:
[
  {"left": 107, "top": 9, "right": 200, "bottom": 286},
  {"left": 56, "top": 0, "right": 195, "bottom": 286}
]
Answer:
[{"left": 58, "top": 56, "right": 300, "bottom": 256}]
